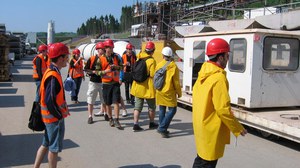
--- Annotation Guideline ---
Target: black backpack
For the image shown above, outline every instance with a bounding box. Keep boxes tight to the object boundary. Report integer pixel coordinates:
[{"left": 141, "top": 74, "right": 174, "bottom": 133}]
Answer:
[
  {"left": 132, "top": 57, "right": 151, "bottom": 83},
  {"left": 28, "top": 101, "right": 45, "bottom": 131}
]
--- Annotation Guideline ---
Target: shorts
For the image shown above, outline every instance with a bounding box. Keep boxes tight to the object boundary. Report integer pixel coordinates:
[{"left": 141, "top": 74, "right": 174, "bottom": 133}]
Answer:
[
  {"left": 42, "top": 119, "right": 65, "bottom": 153},
  {"left": 86, "top": 81, "right": 103, "bottom": 105},
  {"left": 134, "top": 97, "right": 156, "bottom": 112},
  {"left": 102, "top": 83, "right": 120, "bottom": 106}
]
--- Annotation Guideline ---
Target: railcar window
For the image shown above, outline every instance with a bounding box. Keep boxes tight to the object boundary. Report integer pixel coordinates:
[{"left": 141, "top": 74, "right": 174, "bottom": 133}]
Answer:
[
  {"left": 229, "top": 39, "right": 247, "bottom": 72},
  {"left": 192, "top": 40, "right": 206, "bottom": 87},
  {"left": 263, "top": 37, "right": 299, "bottom": 71}
]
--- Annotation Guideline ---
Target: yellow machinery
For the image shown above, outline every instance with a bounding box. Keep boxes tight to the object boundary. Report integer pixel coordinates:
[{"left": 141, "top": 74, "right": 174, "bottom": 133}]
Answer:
[{"left": 140, "top": 40, "right": 181, "bottom": 63}]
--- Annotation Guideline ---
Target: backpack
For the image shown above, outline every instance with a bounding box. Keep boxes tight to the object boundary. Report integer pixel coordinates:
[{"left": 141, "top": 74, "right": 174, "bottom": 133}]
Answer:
[
  {"left": 28, "top": 101, "right": 45, "bottom": 131},
  {"left": 153, "top": 61, "right": 171, "bottom": 90},
  {"left": 132, "top": 57, "right": 151, "bottom": 83}
]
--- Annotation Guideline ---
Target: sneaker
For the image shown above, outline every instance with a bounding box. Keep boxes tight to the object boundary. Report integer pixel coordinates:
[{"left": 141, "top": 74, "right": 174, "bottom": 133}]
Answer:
[
  {"left": 109, "top": 118, "right": 115, "bottom": 127},
  {"left": 133, "top": 124, "right": 144, "bottom": 132},
  {"left": 122, "top": 109, "right": 128, "bottom": 117},
  {"left": 149, "top": 122, "right": 158, "bottom": 129},
  {"left": 114, "top": 119, "right": 122, "bottom": 129},
  {"left": 87, "top": 117, "right": 93, "bottom": 124},
  {"left": 94, "top": 112, "right": 104, "bottom": 117},
  {"left": 157, "top": 130, "right": 170, "bottom": 138},
  {"left": 104, "top": 114, "right": 109, "bottom": 121}
]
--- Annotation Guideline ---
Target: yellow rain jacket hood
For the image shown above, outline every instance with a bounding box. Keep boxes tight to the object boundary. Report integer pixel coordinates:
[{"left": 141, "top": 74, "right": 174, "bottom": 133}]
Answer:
[
  {"left": 192, "top": 61, "right": 244, "bottom": 161},
  {"left": 130, "top": 51, "right": 156, "bottom": 99}
]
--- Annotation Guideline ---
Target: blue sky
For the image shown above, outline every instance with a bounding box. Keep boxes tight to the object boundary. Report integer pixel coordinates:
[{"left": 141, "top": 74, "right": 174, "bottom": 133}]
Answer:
[{"left": 0, "top": 0, "right": 150, "bottom": 33}]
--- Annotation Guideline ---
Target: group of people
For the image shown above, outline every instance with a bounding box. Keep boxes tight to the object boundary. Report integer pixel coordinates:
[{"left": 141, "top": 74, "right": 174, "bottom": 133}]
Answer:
[{"left": 32, "top": 38, "right": 247, "bottom": 168}]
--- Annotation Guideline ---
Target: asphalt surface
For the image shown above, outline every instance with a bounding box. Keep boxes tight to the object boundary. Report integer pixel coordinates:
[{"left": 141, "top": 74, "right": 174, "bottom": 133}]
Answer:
[{"left": 0, "top": 55, "right": 299, "bottom": 168}]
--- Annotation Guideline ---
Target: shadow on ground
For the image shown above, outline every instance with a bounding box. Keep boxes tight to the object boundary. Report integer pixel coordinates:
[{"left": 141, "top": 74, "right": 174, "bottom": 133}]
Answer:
[{"left": 0, "top": 133, "right": 79, "bottom": 167}]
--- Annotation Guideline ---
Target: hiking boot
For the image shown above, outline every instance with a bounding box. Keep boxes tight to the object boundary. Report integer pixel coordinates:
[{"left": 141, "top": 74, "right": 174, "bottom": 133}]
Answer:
[
  {"left": 94, "top": 112, "right": 104, "bottom": 117},
  {"left": 157, "top": 130, "right": 170, "bottom": 138},
  {"left": 88, "top": 117, "right": 93, "bottom": 124},
  {"left": 133, "top": 124, "right": 144, "bottom": 132},
  {"left": 122, "top": 109, "right": 128, "bottom": 117},
  {"left": 149, "top": 122, "right": 158, "bottom": 129},
  {"left": 114, "top": 119, "right": 122, "bottom": 129},
  {"left": 109, "top": 118, "right": 115, "bottom": 127},
  {"left": 104, "top": 114, "right": 109, "bottom": 121}
]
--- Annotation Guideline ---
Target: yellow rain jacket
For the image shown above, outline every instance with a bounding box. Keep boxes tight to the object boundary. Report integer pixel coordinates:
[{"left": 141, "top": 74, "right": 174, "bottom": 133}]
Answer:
[
  {"left": 192, "top": 61, "right": 244, "bottom": 161},
  {"left": 155, "top": 59, "right": 182, "bottom": 107},
  {"left": 130, "top": 51, "right": 156, "bottom": 99}
]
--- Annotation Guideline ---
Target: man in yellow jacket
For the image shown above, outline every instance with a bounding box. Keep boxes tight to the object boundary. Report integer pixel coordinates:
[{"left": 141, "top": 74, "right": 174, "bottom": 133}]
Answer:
[
  {"left": 192, "top": 38, "right": 247, "bottom": 168},
  {"left": 155, "top": 47, "right": 182, "bottom": 138},
  {"left": 130, "top": 41, "right": 158, "bottom": 131}
]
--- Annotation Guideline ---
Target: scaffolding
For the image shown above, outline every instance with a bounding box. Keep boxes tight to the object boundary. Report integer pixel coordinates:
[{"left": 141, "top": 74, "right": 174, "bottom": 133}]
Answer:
[{"left": 132, "top": 0, "right": 264, "bottom": 40}]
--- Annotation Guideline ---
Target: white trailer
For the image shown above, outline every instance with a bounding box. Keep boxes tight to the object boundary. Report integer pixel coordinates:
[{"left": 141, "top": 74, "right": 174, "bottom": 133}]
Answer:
[{"left": 178, "top": 29, "right": 300, "bottom": 143}]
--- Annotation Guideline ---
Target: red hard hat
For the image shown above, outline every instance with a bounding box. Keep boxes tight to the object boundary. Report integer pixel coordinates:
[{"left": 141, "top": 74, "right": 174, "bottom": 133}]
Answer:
[
  {"left": 126, "top": 43, "right": 134, "bottom": 50},
  {"left": 48, "top": 43, "right": 69, "bottom": 59},
  {"left": 145, "top": 41, "right": 155, "bottom": 51},
  {"left": 103, "top": 39, "right": 114, "bottom": 48},
  {"left": 95, "top": 42, "right": 105, "bottom": 50},
  {"left": 38, "top": 45, "right": 48, "bottom": 52},
  {"left": 206, "top": 38, "right": 229, "bottom": 56},
  {"left": 72, "top": 49, "right": 80, "bottom": 55}
]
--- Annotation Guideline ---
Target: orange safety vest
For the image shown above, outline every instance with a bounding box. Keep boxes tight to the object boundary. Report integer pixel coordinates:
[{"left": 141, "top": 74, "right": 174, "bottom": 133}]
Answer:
[
  {"left": 32, "top": 54, "right": 48, "bottom": 79},
  {"left": 100, "top": 54, "right": 120, "bottom": 83},
  {"left": 122, "top": 53, "right": 136, "bottom": 72},
  {"left": 40, "top": 69, "right": 69, "bottom": 123},
  {"left": 69, "top": 58, "right": 84, "bottom": 78}
]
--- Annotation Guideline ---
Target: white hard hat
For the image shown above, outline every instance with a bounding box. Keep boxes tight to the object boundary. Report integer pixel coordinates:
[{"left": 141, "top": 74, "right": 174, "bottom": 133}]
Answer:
[{"left": 161, "top": 46, "right": 173, "bottom": 57}]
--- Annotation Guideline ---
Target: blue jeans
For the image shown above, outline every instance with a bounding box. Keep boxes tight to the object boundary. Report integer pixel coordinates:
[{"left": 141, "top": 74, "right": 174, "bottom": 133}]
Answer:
[
  {"left": 35, "top": 80, "right": 41, "bottom": 102},
  {"left": 71, "top": 77, "right": 82, "bottom": 101},
  {"left": 158, "top": 106, "right": 177, "bottom": 132}
]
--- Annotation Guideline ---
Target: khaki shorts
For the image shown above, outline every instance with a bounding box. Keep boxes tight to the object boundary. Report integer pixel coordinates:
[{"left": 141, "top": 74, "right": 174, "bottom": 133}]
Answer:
[
  {"left": 86, "top": 81, "right": 103, "bottom": 105},
  {"left": 134, "top": 97, "right": 156, "bottom": 112}
]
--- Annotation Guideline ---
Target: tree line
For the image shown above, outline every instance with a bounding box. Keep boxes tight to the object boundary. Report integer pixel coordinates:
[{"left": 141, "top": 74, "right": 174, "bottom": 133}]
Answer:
[{"left": 76, "top": 6, "right": 133, "bottom": 36}]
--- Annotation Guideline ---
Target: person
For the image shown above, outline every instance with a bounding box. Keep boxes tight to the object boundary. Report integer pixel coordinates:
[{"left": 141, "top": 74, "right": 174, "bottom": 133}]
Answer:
[
  {"left": 93, "top": 39, "right": 123, "bottom": 129},
  {"left": 192, "top": 38, "right": 247, "bottom": 168},
  {"left": 130, "top": 41, "right": 158, "bottom": 132},
  {"left": 68, "top": 49, "right": 84, "bottom": 104},
  {"left": 84, "top": 42, "right": 107, "bottom": 124},
  {"left": 155, "top": 47, "right": 182, "bottom": 138},
  {"left": 32, "top": 44, "right": 49, "bottom": 102},
  {"left": 119, "top": 55, "right": 128, "bottom": 117},
  {"left": 34, "top": 42, "right": 70, "bottom": 168},
  {"left": 122, "top": 43, "right": 136, "bottom": 105}
]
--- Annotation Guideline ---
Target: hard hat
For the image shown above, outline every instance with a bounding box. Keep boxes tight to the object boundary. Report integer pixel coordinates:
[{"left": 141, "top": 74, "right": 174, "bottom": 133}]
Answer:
[
  {"left": 103, "top": 39, "right": 114, "bottom": 48},
  {"left": 95, "top": 42, "right": 105, "bottom": 50},
  {"left": 161, "top": 46, "right": 173, "bottom": 57},
  {"left": 48, "top": 43, "right": 69, "bottom": 59},
  {"left": 126, "top": 43, "right": 134, "bottom": 50},
  {"left": 38, "top": 45, "right": 47, "bottom": 52},
  {"left": 206, "top": 38, "right": 229, "bottom": 56},
  {"left": 145, "top": 41, "right": 155, "bottom": 51},
  {"left": 72, "top": 49, "right": 80, "bottom": 55}
]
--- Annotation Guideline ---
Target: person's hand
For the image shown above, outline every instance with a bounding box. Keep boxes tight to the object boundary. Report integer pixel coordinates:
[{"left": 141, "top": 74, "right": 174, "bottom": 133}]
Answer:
[{"left": 240, "top": 129, "right": 248, "bottom": 136}]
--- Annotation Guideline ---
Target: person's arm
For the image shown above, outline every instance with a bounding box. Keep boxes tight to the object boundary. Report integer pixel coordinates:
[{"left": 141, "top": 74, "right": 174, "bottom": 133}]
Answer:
[
  {"left": 45, "top": 76, "right": 62, "bottom": 120},
  {"left": 173, "top": 65, "right": 182, "bottom": 98},
  {"left": 35, "top": 57, "right": 43, "bottom": 80},
  {"left": 213, "top": 77, "right": 246, "bottom": 137},
  {"left": 69, "top": 59, "right": 75, "bottom": 68},
  {"left": 149, "top": 58, "right": 156, "bottom": 78}
]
